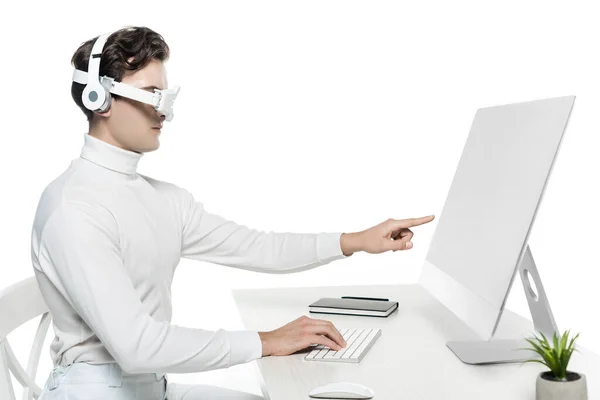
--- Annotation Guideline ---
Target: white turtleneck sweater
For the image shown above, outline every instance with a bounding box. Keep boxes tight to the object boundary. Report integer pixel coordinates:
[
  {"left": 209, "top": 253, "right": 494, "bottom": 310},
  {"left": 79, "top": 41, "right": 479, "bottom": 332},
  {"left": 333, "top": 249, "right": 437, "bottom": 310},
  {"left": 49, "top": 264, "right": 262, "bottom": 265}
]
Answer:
[{"left": 30, "top": 132, "right": 349, "bottom": 375}]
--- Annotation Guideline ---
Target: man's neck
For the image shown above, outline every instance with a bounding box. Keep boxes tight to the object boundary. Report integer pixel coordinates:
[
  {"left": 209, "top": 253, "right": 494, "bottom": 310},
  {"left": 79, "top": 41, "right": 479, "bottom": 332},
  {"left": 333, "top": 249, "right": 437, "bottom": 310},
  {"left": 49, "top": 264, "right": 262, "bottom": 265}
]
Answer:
[{"left": 89, "top": 123, "right": 137, "bottom": 153}]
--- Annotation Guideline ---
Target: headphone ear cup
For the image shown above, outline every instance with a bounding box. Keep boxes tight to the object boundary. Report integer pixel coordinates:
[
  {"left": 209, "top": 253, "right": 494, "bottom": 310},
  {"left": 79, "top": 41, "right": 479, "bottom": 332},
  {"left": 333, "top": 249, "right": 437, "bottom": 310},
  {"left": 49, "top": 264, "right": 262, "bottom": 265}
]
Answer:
[
  {"left": 98, "top": 90, "right": 112, "bottom": 113},
  {"left": 82, "top": 84, "right": 108, "bottom": 112},
  {"left": 82, "top": 84, "right": 112, "bottom": 113}
]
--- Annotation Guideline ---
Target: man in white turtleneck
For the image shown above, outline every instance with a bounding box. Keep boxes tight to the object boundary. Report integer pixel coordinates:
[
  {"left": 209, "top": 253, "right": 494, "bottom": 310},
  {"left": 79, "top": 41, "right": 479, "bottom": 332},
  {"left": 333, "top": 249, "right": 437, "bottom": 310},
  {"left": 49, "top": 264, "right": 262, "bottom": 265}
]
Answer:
[{"left": 31, "top": 52, "right": 435, "bottom": 399}]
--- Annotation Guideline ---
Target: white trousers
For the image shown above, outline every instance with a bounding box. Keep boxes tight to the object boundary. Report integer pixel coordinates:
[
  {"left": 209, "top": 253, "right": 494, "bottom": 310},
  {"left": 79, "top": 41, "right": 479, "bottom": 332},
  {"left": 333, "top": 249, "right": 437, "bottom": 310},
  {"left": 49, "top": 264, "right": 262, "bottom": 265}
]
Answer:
[{"left": 39, "top": 362, "right": 265, "bottom": 400}]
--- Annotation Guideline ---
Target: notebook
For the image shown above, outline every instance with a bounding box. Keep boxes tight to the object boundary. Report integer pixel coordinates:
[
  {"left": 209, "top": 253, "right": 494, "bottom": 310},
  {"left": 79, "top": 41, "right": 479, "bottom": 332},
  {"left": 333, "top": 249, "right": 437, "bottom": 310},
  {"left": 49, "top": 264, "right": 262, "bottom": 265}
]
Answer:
[{"left": 309, "top": 297, "right": 398, "bottom": 317}]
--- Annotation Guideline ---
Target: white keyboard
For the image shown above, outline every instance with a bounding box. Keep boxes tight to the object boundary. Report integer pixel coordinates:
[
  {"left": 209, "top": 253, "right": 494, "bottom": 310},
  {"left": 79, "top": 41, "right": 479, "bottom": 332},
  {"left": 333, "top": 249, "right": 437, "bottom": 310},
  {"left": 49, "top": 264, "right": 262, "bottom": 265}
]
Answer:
[{"left": 304, "top": 328, "right": 381, "bottom": 363}]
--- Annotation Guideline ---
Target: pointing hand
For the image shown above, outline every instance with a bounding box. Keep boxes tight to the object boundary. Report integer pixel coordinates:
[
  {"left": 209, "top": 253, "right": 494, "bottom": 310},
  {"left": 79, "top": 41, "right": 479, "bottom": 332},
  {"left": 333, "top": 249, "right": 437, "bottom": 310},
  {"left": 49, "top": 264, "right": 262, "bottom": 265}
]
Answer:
[{"left": 340, "top": 215, "right": 435, "bottom": 256}]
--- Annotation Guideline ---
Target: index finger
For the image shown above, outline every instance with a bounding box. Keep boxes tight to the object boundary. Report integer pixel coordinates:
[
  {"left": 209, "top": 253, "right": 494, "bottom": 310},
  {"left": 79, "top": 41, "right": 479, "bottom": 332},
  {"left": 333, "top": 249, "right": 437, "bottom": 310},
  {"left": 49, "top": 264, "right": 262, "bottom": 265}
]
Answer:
[
  {"left": 308, "top": 321, "right": 347, "bottom": 347},
  {"left": 407, "top": 215, "right": 435, "bottom": 227}
]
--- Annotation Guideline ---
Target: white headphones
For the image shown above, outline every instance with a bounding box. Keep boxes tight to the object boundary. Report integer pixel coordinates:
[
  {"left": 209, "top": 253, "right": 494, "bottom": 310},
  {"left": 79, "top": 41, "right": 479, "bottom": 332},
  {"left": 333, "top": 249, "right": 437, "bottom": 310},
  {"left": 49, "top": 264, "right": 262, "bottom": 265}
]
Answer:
[{"left": 73, "top": 30, "right": 180, "bottom": 121}]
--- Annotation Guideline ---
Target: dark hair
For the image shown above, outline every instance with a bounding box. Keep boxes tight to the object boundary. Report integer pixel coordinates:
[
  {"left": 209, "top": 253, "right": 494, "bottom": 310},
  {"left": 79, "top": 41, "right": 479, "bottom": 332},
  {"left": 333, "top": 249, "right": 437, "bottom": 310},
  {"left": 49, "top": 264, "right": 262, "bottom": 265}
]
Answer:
[{"left": 71, "top": 26, "right": 170, "bottom": 122}]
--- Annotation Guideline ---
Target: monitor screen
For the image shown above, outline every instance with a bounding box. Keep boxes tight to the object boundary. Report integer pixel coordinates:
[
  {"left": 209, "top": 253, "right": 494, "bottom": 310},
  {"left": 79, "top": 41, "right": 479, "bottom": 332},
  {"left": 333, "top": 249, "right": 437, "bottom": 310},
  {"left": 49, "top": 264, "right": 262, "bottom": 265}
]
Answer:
[{"left": 419, "top": 96, "right": 575, "bottom": 340}]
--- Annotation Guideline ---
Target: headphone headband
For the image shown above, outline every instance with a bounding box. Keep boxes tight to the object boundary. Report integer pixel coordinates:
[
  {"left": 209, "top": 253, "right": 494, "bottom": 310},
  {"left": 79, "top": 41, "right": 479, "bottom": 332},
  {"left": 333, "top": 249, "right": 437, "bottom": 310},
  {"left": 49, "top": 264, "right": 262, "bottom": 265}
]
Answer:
[
  {"left": 88, "top": 33, "right": 110, "bottom": 88},
  {"left": 80, "top": 32, "right": 113, "bottom": 113}
]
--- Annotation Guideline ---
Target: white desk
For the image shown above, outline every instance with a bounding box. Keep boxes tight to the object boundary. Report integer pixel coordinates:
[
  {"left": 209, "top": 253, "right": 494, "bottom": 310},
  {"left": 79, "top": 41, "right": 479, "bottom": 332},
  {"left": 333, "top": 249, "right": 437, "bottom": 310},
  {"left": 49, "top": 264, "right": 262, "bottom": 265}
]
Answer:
[{"left": 232, "top": 284, "right": 600, "bottom": 400}]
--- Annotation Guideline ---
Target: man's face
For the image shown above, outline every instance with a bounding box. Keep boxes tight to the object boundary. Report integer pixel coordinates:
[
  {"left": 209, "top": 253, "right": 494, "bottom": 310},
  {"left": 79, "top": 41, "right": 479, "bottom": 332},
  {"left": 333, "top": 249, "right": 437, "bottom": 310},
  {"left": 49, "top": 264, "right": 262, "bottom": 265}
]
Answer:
[{"left": 94, "top": 57, "right": 169, "bottom": 153}]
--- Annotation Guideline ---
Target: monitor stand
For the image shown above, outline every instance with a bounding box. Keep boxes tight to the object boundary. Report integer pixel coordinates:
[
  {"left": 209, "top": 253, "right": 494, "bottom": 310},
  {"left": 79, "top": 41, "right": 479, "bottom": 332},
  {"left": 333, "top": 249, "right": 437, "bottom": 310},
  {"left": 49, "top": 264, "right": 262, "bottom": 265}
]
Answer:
[{"left": 446, "top": 245, "right": 559, "bottom": 364}]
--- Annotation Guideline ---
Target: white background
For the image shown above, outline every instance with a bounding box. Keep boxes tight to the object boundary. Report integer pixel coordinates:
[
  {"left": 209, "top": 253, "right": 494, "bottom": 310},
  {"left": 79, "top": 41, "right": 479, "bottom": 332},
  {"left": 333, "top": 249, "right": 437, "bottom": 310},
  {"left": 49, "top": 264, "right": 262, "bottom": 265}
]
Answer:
[{"left": 2, "top": 0, "right": 599, "bottom": 397}]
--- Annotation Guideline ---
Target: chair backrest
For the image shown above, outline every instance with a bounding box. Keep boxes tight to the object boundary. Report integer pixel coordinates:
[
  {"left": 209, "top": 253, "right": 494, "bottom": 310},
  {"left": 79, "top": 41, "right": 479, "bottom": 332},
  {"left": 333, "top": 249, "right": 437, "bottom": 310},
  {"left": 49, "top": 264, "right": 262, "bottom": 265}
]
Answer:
[{"left": 0, "top": 276, "right": 51, "bottom": 400}]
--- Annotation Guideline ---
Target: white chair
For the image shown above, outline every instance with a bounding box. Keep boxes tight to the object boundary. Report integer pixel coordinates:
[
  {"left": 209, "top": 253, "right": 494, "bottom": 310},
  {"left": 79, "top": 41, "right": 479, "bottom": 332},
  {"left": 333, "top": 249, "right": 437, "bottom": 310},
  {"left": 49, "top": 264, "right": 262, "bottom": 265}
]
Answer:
[{"left": 0, "top": 277, "right": 51, "bottom": 400}]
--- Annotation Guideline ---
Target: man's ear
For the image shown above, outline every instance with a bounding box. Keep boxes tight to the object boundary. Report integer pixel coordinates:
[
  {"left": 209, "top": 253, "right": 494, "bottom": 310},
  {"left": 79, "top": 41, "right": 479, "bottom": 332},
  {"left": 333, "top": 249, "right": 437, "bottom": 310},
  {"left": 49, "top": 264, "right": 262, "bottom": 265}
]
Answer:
[{"left": 94, "top": 108, "right": 112, "bottom": 118}]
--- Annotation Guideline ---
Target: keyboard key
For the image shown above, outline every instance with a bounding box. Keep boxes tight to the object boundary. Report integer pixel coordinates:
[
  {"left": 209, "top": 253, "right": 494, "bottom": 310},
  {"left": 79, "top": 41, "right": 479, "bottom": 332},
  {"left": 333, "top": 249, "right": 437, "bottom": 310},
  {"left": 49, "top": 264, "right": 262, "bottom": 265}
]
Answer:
[
  {"left": 342, "top": 329, "right": 371, "bottom": 359},
  {"left": 305, "top": 328, "right": 381, "bottom": 363},
  {"left": 353, "top": 329, "right": 381, "bottom": 360}
]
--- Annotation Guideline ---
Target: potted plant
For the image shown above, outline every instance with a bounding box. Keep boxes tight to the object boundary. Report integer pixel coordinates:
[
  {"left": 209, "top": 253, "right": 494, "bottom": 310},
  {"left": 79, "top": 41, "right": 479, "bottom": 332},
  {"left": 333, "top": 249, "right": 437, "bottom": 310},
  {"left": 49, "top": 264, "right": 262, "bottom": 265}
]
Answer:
[{"left": 521, "top": 330, "right": 587, "bottom": 400}]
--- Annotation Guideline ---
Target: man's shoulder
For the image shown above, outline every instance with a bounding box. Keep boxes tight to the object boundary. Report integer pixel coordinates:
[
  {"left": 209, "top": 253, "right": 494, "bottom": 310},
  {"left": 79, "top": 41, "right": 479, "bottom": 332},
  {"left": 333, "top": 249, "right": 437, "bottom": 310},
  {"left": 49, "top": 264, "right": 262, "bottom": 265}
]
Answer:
[
  {"left": 137, "top": 173, "right": 191, "bottom": 199},
  {"left": 34, "top": 165, "right": 79, "bottom": 219},
  {"left": 40, "top": 179, "right": 101, "bottom": 211},
  {"left": 32, "top": 167, "right": 110, "bottom": 244}
]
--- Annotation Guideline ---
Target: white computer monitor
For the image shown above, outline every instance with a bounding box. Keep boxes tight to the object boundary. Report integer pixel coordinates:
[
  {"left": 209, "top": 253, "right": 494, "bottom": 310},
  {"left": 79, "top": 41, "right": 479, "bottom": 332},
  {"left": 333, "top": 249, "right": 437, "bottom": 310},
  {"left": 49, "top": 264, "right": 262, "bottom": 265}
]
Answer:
[{"left": 419, "top": 96, "right": 575, "bottom": 363}]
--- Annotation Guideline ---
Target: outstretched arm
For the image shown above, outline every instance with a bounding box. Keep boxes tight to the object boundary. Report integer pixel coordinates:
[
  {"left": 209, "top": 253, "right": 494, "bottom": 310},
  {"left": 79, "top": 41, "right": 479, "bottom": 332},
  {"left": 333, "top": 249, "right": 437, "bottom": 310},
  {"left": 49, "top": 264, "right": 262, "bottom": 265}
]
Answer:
[{"left": 179, "top": 188, "right": 353, "bottom": 274}]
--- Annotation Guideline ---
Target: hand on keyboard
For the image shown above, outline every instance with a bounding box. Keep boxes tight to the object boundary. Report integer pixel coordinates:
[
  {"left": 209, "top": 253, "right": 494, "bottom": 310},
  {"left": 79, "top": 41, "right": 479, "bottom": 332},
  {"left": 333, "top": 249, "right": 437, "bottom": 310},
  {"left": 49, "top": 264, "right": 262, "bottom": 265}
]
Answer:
[
  {"left": 305, "top": 327, "right": 382, "bottom": 363},
  {"left": 258, "top": 315, "right": 348, "bottom": 357}
]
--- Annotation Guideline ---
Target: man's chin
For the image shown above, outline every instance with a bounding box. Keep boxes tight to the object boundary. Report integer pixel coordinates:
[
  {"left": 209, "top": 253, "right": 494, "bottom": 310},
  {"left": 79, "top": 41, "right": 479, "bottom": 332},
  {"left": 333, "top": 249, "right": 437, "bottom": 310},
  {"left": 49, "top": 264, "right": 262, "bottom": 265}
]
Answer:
[{"left": 138, "top": 139, "right": 160, "bottom": 153}]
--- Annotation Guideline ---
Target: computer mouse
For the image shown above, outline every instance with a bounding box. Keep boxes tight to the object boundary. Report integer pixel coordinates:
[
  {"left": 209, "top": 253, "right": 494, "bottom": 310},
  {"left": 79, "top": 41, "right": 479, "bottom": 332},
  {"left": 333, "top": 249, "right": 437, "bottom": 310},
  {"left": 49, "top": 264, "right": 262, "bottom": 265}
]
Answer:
[{"left": 308, "top": 381, "right": 375, "bottom": 399}]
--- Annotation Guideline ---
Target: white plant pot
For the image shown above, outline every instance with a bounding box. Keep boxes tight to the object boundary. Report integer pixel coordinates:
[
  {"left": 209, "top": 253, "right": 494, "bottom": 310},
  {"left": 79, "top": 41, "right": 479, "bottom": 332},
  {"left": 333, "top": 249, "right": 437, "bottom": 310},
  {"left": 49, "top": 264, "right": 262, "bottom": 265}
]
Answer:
[{"left": 536, "top": 371, "right": 587, "bottom": 400}]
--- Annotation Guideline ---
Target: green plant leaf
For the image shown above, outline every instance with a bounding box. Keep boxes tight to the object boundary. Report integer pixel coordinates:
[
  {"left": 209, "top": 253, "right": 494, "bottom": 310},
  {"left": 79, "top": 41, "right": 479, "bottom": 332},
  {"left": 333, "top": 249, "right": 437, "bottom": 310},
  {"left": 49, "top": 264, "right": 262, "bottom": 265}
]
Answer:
[
  {"left": 553, "top": 331, "right": 560, "bottom": 360},
  {"left": 523, "top": 330, "right": 580, "bottom": 379},
  {"left": 517, "top": 347, "right": 539, "bottom": 354},
  {"left": 525, "top": 336, "right": 545, "bottom": 350},
  {"left": 525, "top": 337, "right": 556, "bottom": 374},
  {"left": 524, "top": 339, "right": 547, "bottom": 359},
  {"left": 558, "top": 331, "right": 568, "bottom": 365},
  {"left": 560, "top": 330, "right": 569, "bottom": 353},
  {"left": 568, "top": 333, "right": 580, "bottom": 352},
  {"left": 522, "top": 359, "right": 550, "bottom": 368},
  {"left": 559, "top": 331, "right": 573, "bottom": 378},
  {"left": 562, "top": 349, "right": 573, "bottom": 378}
]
